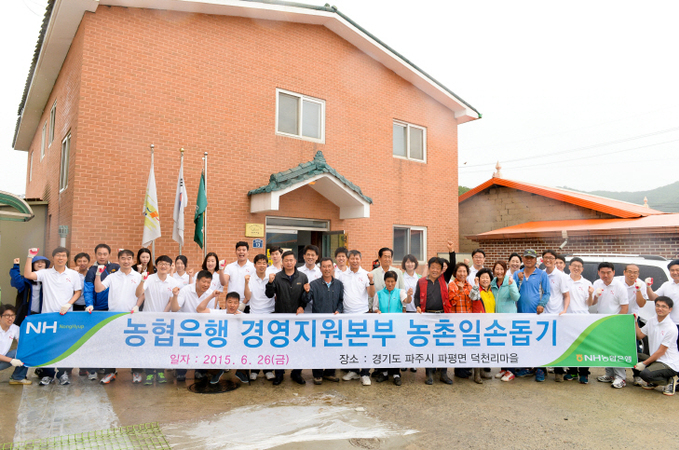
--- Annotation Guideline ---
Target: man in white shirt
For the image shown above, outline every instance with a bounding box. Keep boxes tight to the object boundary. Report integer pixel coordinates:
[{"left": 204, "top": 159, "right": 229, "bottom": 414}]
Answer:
[
  {"left": 371, "top": 247, "right": 404, "bottom": 312},
  {"left": 220, "top": 241, "right": 255, "bottom": 308},
  {"left": 466, "top": 249, "right": 485, "bottom": 285},
  {"left": 135, "top": 255, "right": 181, "bottom": 385},
  {"left": 334, "top": 247, "right": 350, "bottom": 280},
  {"left": 24, "top": 246, "right": 82, "bottom": 386},
  {"left": 244, "top": 254, "right": 276, "bottom": 381},
  {"left": 632, "top": 296, "right": 679, "bottom": 396},
  {"left": 95, "top": 249, "right": 144, "bottom": 384},
  {"left": 298, "top": 245, "right": 322, "bottom": 313},
  {"left": 592, "top": 262, "right": 629, "bottom": 388},
  {"left": 646, "top": 259, "right": 679, "bottom": 353},
  {"left": 0, "top": 305, "right": 31, "bottom": 385},
  {"left": 341, "top": 250, "right": 375, "bottom": 386},
  {"left": 564, "top": 257, "right": 594, "bottom": 383},
  {"left": 265, "top": 246, "right": 283, "bottom": 276},
  {"left": 615, "top": 264, "right": 648, "bottom": 318},
  {"left": 171, "top": 270, "right": 218, "bottom": 382}
]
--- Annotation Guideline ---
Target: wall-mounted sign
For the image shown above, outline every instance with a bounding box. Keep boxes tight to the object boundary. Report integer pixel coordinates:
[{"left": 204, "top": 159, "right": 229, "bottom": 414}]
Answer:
[{"left": 245, "top": 223, "right": 264, "bottom": 237}]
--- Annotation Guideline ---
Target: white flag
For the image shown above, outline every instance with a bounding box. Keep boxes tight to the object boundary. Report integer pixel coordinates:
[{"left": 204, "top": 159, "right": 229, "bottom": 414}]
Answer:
[
  {"left": 172, "top": 157, "right": 188, "bottom": 246},
  {"left": 142, "top": 160, "right": 161, "bottom": 246}
]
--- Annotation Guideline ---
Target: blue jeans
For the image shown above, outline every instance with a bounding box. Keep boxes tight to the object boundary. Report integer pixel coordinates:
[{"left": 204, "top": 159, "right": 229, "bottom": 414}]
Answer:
[{"left": 1, "top": 350, "right": 29, "bottom": 380}]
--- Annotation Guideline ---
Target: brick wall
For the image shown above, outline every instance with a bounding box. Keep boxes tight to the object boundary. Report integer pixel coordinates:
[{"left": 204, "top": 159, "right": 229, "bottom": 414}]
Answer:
[
  {"left": 459, "top": 186, "right": 616, "bottom": 253},
  {"left": 25, "top": 6, "right": 461, "bottom": 270},
  {"left": 24, "top": 20, "right": 84, "bottom": 254},
  {"left": 474, "top": 234, "right": 679, "bottom": 263}
]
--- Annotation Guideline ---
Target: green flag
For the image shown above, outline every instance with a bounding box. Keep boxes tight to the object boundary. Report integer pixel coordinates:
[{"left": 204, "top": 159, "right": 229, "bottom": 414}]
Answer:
[{"left": 194, "top": 171, "right": 207, "bottom": 248}]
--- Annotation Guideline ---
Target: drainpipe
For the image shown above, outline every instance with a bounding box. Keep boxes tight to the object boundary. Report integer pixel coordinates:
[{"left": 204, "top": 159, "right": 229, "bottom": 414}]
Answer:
[
  {"left": 58, "top": 225, "right": 69, "bottom": 248},
  {"left": 559, "top": 230, "right": 568, "bottom": 250}
]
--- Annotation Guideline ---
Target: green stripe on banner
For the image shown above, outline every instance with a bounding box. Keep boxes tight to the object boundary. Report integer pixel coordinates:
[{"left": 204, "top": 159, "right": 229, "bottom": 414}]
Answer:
[
  {"left": 546, "top": 315, "right": 637, "bottom": 367},
  {"left": 37, "top": 313, "right": 128, "bottom": 367}
]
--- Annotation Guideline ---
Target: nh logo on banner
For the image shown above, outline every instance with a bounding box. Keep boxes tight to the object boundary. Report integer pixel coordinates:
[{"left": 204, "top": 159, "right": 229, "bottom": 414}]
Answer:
[{"left": 25, "top": 321, "right": 57, "bottom": 334}]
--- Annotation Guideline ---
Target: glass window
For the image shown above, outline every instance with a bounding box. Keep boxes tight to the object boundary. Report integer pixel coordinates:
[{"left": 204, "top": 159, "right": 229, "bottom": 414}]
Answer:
[
  {"left": 41, "top": 123, "right": 46, "bottom": 159},
  {"left": 276, "top": 90, "right": 325, "bottom": 142},
  {"left": 49, "top": 102, "right": 56, "bottom": 145},
  {"left": 59, "top": 134, "right": 70, "bottom": 192},
  {"left": 393, "top": 226, "right": 427, "bottom": 262},
  {"left": 393, "top": 121, "right": 426, "bottom": 162}
]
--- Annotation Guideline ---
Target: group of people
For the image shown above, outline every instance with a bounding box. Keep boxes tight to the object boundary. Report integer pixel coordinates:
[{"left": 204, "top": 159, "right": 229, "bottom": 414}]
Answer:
[{"left": 2, "top": 240, "right": 678, "bottom": 397}]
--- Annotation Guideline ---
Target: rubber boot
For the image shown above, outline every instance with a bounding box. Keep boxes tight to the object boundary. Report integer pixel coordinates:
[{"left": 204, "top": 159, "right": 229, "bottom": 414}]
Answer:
[
  {"left": 425, "top": 369, "right": 434, "bottom": 385},
  {"left": 440, "top": 369, "right": 453, "bottom": 385},
  {"left": 473, "top": 368, "right": 483, "bottom": 384}
]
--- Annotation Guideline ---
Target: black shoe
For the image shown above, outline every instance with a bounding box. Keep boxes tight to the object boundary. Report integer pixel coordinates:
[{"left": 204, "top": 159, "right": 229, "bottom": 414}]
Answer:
[
  {"left": 401, "top": 368, "right": 408, "bottom": 372},
  {"left": 291, "top": 373, "right": 306, "bottom": 385},
  {"left": 235, "top": 371, "right": 249, "bottom": 384},
  {"left": 272, "top": 376, "right": 284, "bottom": 386},
  {"left": 425, "top": 370, "right": 434, "bottom": 385},
  {"left": 194, "top": 371, "right": 204, "bottom": 381},
  {"left": 375, "top": 372, "right": 388, "bottom": 383},
  {"left": 176, "top": 374, "right": 186, "bottom": 382},
  {"left": 440, "top": 370, "right": 453, "bottom": 385},
  {"left": 210, "top": 370, "right": 225, "bottom": 385},
  {"left": 409, "top": 368, "right": 417, "bottom": 373},
  {"left": 393, "top": 375, "right": 402, "bottom": 386}
]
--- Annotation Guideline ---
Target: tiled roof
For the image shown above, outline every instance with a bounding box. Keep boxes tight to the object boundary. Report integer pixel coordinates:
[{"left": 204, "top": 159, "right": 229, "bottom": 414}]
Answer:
[
  {"left": 248, "top": 151, "right": 373, "bottom": 204},
  {"left": 459, "top": 177, "right": 662, "bottom": 218},
  {"left": 467, "top": 214, "right": 679, "bottom": 240}
]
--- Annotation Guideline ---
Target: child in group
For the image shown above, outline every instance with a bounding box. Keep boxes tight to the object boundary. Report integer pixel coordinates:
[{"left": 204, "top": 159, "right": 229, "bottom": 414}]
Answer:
[
  {"left": 197, "top": 291, "right": 242, "bottom": 384},
  {"left": 0, "top": 305, "right": 31, "bottom": 385},
  {"left": 374, "top": 271, "right": 412, "bottom": 386}
]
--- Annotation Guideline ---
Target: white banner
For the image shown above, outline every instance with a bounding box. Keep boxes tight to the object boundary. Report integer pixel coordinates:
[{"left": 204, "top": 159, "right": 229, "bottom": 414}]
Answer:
[{"left": 17, "top": 312, "right": 637, "bottom": 369}]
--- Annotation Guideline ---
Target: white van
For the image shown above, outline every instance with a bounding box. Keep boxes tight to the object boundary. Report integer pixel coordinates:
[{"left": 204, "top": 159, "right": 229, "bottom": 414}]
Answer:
[{"left": 561, "top": 254, "right": 671, "bottom": 321}]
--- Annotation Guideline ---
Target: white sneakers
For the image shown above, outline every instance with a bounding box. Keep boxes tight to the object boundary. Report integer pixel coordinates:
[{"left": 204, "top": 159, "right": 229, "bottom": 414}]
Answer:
[
  {"left": 250, "top": 372, "right": 258, "bottom": 381},
  {"left": 132, "top": 372, "right": 143, "bottom": 384},
  {"left": 265, "top": 371, "right": 275, "bottom": 380},
  {"left": 39, "top": 376, "right": 53, "bottom": 386},
  {"left": 59, "top": 373, "right": 70, "bottom": 385},
  {"left": 342, "top": 371, "right": 360, "bottom": 381},
  {"left": 88, "top": 372, "right": 98, "bottom": 381},
  {"left": 663, "top": 376, "right": 677, "bottom": 396},
  {"left": 100, "top": 372, "right": 116, "bottom": 384},
  {"left": 360, "top": 375, "right": 371, "bottom": 386},
  {"left": 597, "top": 375, "right": 614, "bottom": 383},
  {"left": 611, "top": 377, "right": 626, "bottom": 389}
]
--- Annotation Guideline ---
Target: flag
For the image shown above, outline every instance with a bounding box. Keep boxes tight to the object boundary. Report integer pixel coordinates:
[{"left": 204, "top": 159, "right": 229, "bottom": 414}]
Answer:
[
  {"left": 172, "top": 157, "right": 188, "bottom": 246},
  {"left": 194, "top": 171, "right": 207, "bottom": 249},
  {"left": 142, "top": 160, "right": 161, "bottom": 247}
]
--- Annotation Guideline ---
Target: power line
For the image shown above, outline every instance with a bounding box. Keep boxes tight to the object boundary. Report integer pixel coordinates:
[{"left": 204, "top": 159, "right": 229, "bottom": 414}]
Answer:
[
  {"left": 461, "top": 126, "right": 679, "bottom": 169},
  {"left": 460, "top": 138, "right": 679, "bottom": 174}
]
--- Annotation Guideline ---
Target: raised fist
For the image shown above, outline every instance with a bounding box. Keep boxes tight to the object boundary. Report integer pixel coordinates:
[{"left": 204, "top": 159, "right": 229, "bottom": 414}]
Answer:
[
  {"left": 634, "top": 280, "right": 644, "bottom": 291},
  {"left": 244, "top": 275, "right": 251, "bottom": 284},
  {"left": 304, "top": 283, "right": 310, "bottom": 293},
  {"left": 269, "top": 273, "right": 276, "bottom": 283},
  {"left": 187, "top": 268, "right": 194, "bottom": 276},
  {"left": 447, "top": 240, "right": 455, "bottom": 252},
  {"left": 645, "top": 277, "right": 653, "bottom": 287},
  {"left": 518, "top": 272, "right": 525, "bottom": 281},
  {"left": 407, "top": 287, "right": 414, "bottom": 296},
  {"left": 96, "top": 265, "right": 105, "bottom": 275},
  {"left": 595, "top": 288, "right": 604, "bottom": 297},
  {"left": 367, "top": 272, "right": 374, "bottom": 282},
  {"left": 508, "top": 277, "right": 514, "bottom": 285},
  {"left": 219, "top": 259, "right": 227, "bottom": 271},
  {"left": 28, "top": 248, "right": 39, "bottom": 258},
  {"left": 588, "top": 286, "right": 594, "bottom": 295},
  {"left": 474, "top": 277, "right": 480, "bottom": 286},
  {"left": 142, "top": 271, "right": 149, "bottom": 281},
  {"left": 13, "top": 258, "right": 20, "bottom": 265},
  {"left": 172, "top": 287, "right": 181, "bottom": 296}
]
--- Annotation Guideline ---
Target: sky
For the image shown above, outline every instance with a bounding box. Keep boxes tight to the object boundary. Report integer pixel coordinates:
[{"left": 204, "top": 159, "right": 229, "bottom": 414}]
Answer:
[{"left": 2, "top": 0, "right": 679, "bottom": 198}]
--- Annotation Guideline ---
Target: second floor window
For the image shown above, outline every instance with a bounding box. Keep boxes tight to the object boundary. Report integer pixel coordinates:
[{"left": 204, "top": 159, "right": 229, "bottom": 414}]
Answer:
[
  {"left": 276, "top": 89, "right": 325, "bottom": 143},
  {"left": 393, "top": 121, "right": 426, "bottom": 162}
]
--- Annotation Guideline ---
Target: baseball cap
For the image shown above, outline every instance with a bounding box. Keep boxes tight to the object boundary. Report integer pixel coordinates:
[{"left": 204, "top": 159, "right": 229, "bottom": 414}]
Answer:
[{"left": 523, "top": 249, "right": 538, "bottom": 258}]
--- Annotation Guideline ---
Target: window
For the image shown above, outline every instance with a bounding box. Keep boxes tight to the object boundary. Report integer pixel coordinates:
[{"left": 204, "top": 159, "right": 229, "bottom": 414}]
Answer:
[
  {"left": 49, "top": 101, "right": 56, "bottom": 146},
  {"left": 59, "top": 133, "right": 70, "bottom": 192},
  {"left": 393, "top": 121, "right": 426, "bottom": 162},
  {"left": 393, "top": 226, "right": 427, "bottom": 262},
  {"left": 276, "top": 89, "right": 325, "bottom": 142},
  {"left": 41, "top": 123, "right": 46, "bottom": 160},
  {"left": 29, "top": 152, "right": 33, "bottom": 182}
]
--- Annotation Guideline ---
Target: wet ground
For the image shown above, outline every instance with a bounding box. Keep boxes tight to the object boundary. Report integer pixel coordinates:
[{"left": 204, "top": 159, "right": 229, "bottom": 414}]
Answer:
[{"left": 1, "top": 367, "right": 677, "bottom": 449}]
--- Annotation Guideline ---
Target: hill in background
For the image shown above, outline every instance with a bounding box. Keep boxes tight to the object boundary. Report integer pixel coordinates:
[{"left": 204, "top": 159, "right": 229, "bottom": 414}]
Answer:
[{"left": 560, "top": 181, "right": 679, "bottom": 213}]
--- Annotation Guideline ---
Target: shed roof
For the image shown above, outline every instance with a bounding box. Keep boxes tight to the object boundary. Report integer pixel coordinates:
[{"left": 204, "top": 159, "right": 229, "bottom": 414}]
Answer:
[
  {"left": 459, "top": 177, "right": 662, "bottom": 219},
  {"left": 467, "top": 214, "right": 679, "bottom": 240}
]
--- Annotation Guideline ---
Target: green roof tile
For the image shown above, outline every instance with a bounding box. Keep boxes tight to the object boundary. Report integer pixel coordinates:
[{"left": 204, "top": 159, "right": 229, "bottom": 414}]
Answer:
[{"left": 248, "top": 151, "right": 372, "bottom": 204}]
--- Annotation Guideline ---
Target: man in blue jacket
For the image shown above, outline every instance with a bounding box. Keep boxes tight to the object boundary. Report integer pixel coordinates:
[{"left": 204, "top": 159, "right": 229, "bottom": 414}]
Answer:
[
  {"left": 83, "top": 243, "right": 119, "bottom": 381},
  {"left": 10, "top": 255, "right": 50, "bottom": 323}
]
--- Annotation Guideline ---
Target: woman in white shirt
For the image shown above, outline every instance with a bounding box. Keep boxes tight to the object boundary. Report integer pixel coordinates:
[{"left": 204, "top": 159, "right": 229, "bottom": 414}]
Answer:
[{"left": 172, "top": 255, "right": 193, "bottom": 286}]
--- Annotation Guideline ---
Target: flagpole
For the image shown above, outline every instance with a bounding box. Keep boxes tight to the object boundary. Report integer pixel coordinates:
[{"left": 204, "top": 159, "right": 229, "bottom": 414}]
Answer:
[
  {"left": 150, "top": 144, "right": 156, "bottom": 262},
  {"left": 203, "top": 151, "right": 208, "bottom": 260},
  {"left": 178, "top": 147, "right": 184, "bottom": 256}
]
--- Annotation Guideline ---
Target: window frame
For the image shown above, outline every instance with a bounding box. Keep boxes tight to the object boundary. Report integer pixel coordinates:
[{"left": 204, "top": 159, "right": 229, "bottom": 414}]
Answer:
[
  {"left": 59, "top": 133, "right": 70, "bottom": 192},
  {"left": 392, "top": 120, "right": 427, "bottom": 163},
  {"left": 393, "top": 225, "right": 427, "bottom": 264},
  {"left": 275, "top": 88, "right": 325, "bottom": 144},
  {"left": 41, "top": 123, "right": 47, "bottom": 160},
  {"left": 29, "top": 151, "right": 33, "bottom": 182},
  {"left": 49, "top": 101, "right": 56, "bottom": 146}
]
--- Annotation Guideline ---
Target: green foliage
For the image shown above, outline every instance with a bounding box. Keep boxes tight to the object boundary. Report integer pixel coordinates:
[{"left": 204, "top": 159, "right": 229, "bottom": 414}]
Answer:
[
  {"left": 561, "top": 181, "right": 679, "bottom": 213},
  {"left": 458, "top": 186, "right": 471, "bottom": 196}
]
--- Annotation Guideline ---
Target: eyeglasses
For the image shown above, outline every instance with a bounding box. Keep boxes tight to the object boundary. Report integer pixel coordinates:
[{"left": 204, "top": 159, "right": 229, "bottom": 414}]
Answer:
[{"left": 2, "top": 314, "right": 16, "bottom": 319}]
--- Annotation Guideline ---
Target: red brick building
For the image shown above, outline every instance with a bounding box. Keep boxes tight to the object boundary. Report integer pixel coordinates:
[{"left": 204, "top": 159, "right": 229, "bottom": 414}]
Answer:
[
  {"left": 459, "top": 177, "right": 679, "bottom": 261},
  {"left": 13, "top": 0, "right": 480, "bottom": 268}
]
